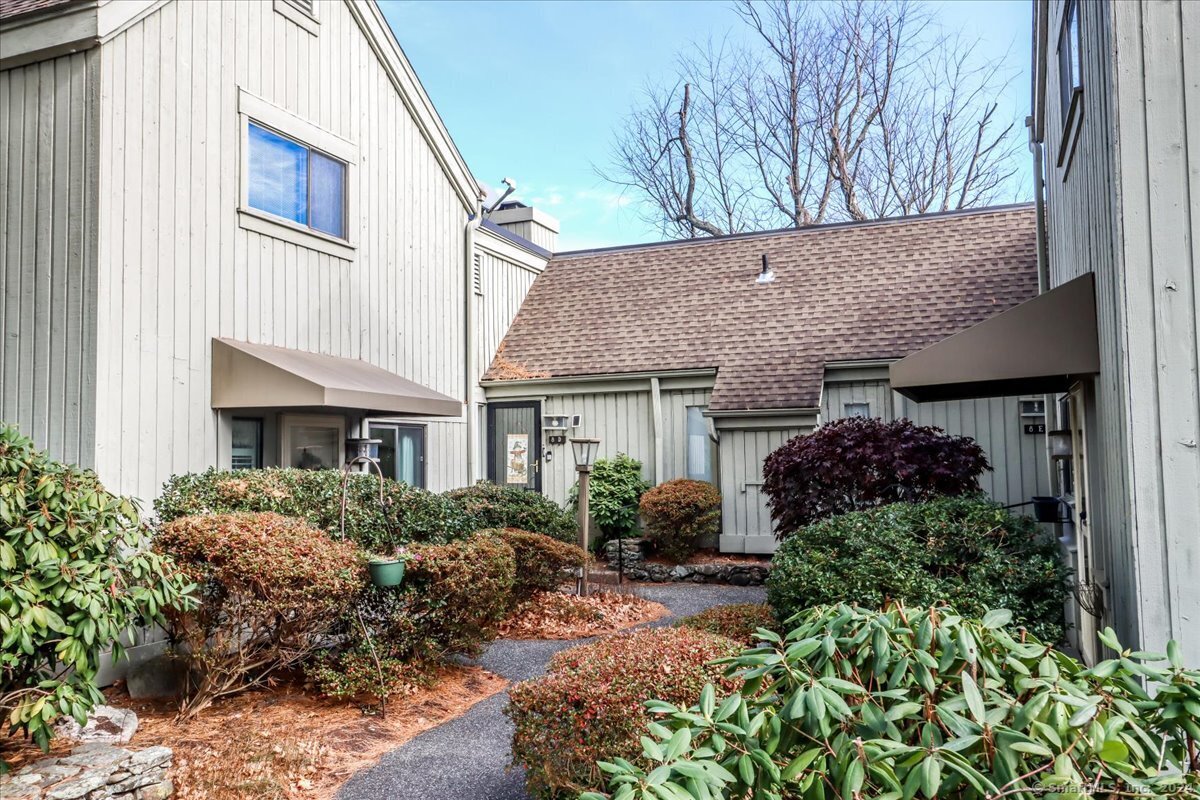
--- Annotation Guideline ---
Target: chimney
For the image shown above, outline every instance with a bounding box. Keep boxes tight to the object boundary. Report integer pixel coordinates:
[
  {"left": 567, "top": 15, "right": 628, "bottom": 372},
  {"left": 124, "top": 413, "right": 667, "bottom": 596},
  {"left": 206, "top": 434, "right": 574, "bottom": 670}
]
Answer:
[{"left": 488, "top": 201, "right": 560, "bottom": 252}]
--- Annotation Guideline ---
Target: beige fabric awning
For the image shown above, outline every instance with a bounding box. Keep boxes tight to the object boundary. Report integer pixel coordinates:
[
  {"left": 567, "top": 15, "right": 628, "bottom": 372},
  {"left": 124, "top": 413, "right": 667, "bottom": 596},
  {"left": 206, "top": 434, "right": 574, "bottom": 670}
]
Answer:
[
  {"left": 890, "top": 273, "right": 1099, "bottom": 402},
  {"left": 211, "top": 338, "right": 463, "bottom": 416}
]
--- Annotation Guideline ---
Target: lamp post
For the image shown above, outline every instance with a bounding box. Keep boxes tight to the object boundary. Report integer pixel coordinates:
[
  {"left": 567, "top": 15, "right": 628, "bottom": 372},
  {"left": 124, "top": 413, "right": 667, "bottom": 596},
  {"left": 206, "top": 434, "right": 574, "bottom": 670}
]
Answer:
[{"left": 570, "top": 437, "right": 600, "bottom": 596}]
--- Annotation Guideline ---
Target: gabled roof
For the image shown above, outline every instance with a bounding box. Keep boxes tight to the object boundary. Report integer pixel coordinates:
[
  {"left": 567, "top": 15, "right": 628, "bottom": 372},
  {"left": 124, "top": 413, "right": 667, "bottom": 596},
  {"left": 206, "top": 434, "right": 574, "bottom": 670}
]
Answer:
[
  {"left": 483, "top": 204, "right": 1039, "bottom": 413},
  {"left": 0, "top": 0, "right": 77, "bottom": 21}
]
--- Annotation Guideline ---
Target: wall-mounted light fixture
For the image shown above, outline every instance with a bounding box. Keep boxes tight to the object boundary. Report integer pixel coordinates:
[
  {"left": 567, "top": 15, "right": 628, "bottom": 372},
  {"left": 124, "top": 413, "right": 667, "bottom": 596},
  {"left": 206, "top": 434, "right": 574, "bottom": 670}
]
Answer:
[
  {"left": 1047, "top": 429, "right": 1073, "bottom": 460},
  {"left": 756, "top": 254, "right": 775, "bottom": 285}
]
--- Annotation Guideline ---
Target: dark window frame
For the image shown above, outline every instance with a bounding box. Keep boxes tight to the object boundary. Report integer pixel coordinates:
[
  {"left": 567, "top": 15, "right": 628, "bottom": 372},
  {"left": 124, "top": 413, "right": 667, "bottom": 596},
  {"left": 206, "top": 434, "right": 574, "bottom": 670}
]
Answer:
[
  {"left": 368, "top": 422, "right": 427, "bottom": 489},
  {"left": 247, "top": 120, "right": 348, "bottom": 241},
  {"left": 1055, "top": 0, "right": 1084, "bottom": 169},
  {"left": 231, "top": 417, "right": 264, "bottom": 471}
]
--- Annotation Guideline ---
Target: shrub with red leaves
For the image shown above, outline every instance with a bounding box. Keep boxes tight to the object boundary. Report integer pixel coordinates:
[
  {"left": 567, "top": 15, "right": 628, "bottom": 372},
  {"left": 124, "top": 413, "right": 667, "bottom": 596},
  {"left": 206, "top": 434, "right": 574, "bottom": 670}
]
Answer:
[
  {"left": 762, "top": 417, "right": 991, "bottom": 538},
  {"left": 638, "top": 479, "right": 722, "bottom": 563},
  {"left": 156, "top": 512, "right": 362, "bottom": 717},
  {"left": 506, "top": 627, "right": 741, "bottom": 799},
  {"left": 492, "top": 528, "right": 588, "bottom": 599},
  {"left": 675, "top": 603, "right": 779, "bottom": 645}
]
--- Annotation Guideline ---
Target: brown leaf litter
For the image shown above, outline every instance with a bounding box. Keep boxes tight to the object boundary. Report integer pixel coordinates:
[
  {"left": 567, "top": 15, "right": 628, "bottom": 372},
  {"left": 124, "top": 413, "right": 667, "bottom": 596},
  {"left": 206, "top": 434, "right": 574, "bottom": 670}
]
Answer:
[{"left": 497, "top": 589, "right": 670, "bottom": 640}]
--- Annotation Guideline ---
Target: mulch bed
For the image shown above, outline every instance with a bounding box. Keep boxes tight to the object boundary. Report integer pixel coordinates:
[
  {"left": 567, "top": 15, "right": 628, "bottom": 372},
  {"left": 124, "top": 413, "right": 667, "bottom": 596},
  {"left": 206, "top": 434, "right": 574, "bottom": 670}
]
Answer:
[
  {"left": 497, "top": 589, "right": 670, "bottom": 640},
  {"left": 2, "top": 666, "right": 507, "bottom": 800}
]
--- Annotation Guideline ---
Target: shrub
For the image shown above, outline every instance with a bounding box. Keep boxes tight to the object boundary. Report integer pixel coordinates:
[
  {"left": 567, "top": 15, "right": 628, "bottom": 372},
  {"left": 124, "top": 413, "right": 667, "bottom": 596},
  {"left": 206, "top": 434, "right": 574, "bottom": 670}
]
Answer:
[
  {"left": 402, "top": 531, "right": 516, "bottom": 657},
  {"left": 767, "top": 496, "right": 1069, "bottom": 642},
  {"left": 507, "top": 627, "right": 742, "bottom": 799},
  {"left": 584, "top": 604, "right": 1200, "bottom": 800},
  {"left": 0, "top": 426, "right": 195, "bottom": 756},
  {"left": 639, "top": 479, "right": 721, "bottom": 562},
  {"left": 154, "top": 467, "right": 474, "bottom": 550},
  {"left": 675, "top": 603, "right": 778, "bottom": 645},
  {"left": 492, "top": 528, "right": 588, "bottom": 599},
  {"left": 445, "top": 481, "right": 577, "bottom": 543},
  {"left": 570, "top": 453, "right": 651, "bottom": 542},
  {"left": 762, "top": 417, "right": 991, "bottom": 537},
  {"left": 155, "top": 512, "right": 361, "bottom": 717}
]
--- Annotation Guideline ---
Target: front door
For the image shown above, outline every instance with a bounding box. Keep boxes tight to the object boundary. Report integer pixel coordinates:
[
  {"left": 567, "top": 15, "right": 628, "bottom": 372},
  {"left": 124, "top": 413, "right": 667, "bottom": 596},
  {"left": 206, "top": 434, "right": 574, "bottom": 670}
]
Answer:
[{"left": 487, "top": 401, "right": 542, "bottom": 492}]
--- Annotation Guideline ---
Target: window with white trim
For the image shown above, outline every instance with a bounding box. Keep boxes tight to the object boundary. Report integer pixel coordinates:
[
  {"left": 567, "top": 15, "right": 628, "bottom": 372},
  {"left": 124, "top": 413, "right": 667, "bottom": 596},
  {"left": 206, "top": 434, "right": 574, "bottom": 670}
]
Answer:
[{"left": 247, "top": 122, "right": 346, "bottom": 239}]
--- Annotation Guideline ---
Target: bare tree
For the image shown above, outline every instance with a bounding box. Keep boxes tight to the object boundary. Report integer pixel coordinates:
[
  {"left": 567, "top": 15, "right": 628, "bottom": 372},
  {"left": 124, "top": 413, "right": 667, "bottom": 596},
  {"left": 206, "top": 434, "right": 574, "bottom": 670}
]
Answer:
[{"left": 604, "top": 0, "right": 1024, "bottom": 238}]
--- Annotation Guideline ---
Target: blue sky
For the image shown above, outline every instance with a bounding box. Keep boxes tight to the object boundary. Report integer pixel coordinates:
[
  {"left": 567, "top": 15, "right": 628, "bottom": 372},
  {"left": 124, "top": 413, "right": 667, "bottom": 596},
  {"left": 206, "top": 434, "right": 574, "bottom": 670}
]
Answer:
[{"left": 379, "top": 0, "right": 1033, "bottom": 251}]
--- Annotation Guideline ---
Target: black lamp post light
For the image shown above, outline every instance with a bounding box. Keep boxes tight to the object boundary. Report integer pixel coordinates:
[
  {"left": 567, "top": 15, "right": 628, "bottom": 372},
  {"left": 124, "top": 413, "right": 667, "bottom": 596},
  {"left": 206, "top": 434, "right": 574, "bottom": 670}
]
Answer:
[{"left": 570, "top": 437, "right": 600, "bottom": 596}]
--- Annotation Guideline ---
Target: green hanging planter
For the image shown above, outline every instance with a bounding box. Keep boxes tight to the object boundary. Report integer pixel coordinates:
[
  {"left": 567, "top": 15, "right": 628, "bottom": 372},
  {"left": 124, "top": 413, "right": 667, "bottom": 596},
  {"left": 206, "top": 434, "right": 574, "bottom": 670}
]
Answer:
[{"left": 368, "top": 558, "right": 406, "bottom": 588}]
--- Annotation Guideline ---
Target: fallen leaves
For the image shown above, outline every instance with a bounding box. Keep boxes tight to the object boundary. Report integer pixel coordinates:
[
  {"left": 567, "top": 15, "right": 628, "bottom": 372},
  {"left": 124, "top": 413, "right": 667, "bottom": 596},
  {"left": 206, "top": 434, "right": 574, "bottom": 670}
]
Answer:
[{"left": 497, "top": 590, "right": 670, "bottom": 640}]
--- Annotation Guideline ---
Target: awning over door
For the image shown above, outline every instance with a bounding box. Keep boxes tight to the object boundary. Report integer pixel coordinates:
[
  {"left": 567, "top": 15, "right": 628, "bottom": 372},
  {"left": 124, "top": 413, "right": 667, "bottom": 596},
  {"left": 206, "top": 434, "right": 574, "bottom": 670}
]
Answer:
[
  {"left": 890, "top": 273, "right": 1099, "bottom": 402},
  {"left": 211, "top": 338, "right": 463, "bottom": 416}
]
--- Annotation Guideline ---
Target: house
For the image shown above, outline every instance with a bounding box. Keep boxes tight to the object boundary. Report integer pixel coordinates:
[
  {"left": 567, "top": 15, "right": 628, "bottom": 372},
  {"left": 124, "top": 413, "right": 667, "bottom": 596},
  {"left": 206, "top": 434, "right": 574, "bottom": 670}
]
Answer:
[
  {"left": 891, "top": 0, "right": 1199, "bottom": 664},
  {"left": 483, "top": 204, "right": 1053, "bottom": 553},
  {"left": 0, "top": 0, "right": 554, "bottom": 504}
]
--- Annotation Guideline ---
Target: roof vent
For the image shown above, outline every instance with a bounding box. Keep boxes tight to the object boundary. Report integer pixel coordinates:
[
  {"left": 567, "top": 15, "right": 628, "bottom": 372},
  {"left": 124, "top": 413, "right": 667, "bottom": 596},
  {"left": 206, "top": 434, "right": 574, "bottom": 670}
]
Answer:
[{"left": 756, "top": 254, "right": 776, "bottom": 285}]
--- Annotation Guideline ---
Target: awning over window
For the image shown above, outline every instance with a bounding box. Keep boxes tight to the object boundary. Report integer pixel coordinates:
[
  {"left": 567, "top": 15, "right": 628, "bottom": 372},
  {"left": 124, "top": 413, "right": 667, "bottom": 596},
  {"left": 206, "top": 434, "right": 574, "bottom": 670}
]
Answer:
[
  {"left": 211, "top": 338, "right": 463, "bottom": 416},
  {"left": 890, "top": 273, "right": 1099, "bottom": 402}
]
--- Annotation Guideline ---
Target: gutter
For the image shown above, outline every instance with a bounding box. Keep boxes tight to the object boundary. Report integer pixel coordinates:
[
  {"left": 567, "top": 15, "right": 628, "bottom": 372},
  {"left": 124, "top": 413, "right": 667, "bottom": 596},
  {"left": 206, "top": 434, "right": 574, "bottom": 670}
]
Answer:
[{"left": 1028, "top": 117, "right": 1051, "bottom": 294}]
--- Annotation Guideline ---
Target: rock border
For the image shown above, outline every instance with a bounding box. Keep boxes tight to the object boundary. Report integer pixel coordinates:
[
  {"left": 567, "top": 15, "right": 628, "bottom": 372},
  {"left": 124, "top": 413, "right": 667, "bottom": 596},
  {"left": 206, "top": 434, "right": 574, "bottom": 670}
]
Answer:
[{"left": 602, "top": 539, "right": 771, "bottom": 586}]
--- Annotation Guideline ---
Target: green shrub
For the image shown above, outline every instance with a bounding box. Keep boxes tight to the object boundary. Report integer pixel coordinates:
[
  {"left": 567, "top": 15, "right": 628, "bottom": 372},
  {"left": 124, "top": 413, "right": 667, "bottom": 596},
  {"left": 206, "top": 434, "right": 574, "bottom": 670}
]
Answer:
[
  {"left": 156, "top": 512, "right": 361, "bottom": 717},
  {"left": 639, "top": 479, "right": 721, "bottom": 562},
  {"left": 445, "top": 481, "right": 577, "bottom": 543},
  {"left": 767, "top": 496, "right": 1069, "bottom": 642},
  {"left": 154, "top": 467, "right": 474, "bottom": 550},
  {"left": 0, "top": 426, "right": 195, "bottom": 756},
  {"left": 584, "top": 604, "right": 1200, "bottom": 800},
  {"left": 762, "top": 417, "right": 991, "bottom": 537},
  {"left": 570, "top": 453, "right": 650, "bottom": 542},
  {"left": 507, "top": 627, "right": 742, "bottom": 799},
  {"left": 675, "top": 603, "right": 778, "bottom": 645},
  {"left": 492, "top": 528, "right": 588, "bottom": 599},
  {"left": 403, "top": 531, "right": 516, "bottom": 657}
]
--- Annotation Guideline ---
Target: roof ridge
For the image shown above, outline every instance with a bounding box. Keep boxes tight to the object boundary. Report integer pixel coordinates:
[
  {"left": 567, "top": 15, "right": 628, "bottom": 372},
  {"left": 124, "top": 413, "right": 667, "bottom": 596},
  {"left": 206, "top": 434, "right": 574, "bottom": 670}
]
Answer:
[{"left": 552, "top": 202, "right": 1035, "bottom": 260}]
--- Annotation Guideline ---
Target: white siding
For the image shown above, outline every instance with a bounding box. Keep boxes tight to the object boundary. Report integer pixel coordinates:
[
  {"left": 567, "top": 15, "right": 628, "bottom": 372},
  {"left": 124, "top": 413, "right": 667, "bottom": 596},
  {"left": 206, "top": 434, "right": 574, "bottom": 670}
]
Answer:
[
  {"left": 476, "top": 245, "right": 540, "bottom": 376},
  {"left": 90, "top": 0, "right": 472, "bottom": 502},
  {"left": 1, "top": 51, "right": 99, "bottom": 467}
]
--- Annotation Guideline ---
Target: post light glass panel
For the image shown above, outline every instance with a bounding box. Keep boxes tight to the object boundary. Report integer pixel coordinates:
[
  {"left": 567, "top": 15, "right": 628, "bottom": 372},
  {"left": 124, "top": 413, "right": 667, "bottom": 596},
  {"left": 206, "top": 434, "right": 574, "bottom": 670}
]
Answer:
[
  {"left": 570, "top": 437, "right": 600, "bottom": 469},
  {"left": 1047, "top": 429, "right": 1073, "bottom": 460}
]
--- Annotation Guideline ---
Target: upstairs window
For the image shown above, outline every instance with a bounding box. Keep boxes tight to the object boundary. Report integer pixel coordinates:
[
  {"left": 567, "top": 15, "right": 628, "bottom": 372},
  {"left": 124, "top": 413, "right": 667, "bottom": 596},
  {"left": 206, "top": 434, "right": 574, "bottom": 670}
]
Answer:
[
  {"left": 247, "top": 122, "right": 346, "bottom": 239},
  {"left": 1056, "top": 0, "right": 1083, "bottom": 166}
]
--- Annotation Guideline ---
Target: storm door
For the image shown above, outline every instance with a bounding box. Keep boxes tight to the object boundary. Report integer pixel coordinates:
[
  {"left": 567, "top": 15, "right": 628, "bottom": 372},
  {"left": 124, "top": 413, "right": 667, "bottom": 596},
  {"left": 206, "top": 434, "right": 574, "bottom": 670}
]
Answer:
[{"left": 487, "top": 401, "right": 542, "bottom": 492}]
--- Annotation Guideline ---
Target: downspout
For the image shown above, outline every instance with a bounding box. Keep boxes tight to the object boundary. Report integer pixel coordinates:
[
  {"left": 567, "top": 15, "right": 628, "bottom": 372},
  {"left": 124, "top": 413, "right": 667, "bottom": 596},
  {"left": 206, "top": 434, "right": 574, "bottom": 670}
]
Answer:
[
  {"left": 465, "top": 206, "right": 481, "bottom": 483},
  {"left": 1027, "top": 115, "right": 1050, "bottom": 294},
  {"left": 650, "top": 377, "right": 664, "bottom": 485}
]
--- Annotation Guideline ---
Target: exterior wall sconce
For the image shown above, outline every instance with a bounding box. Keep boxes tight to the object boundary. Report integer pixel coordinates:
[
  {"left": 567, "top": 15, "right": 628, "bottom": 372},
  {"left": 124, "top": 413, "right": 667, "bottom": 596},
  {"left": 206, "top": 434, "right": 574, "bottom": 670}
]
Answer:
[
  {"left": 570, "top": 437, "right": 601, "bottom": 596},
  {"left": 1047, "top": 429, "right": 1073, "bottom": 460}
]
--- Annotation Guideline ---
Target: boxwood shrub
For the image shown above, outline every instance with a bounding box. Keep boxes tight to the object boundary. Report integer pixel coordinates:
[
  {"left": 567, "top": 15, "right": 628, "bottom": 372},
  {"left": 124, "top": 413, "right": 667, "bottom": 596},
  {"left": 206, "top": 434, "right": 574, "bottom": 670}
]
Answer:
[
  {"left": 491, "top": 528, "right": 588, "bottom": 599},
  {"left": 507, "top": 627, "right": 742, "bottom": 799},
  {"left": 154, "top": 467, "right": 475, "bottom": 550},
  {"left": 766, "top": 496, "right": 1069, "bottom": 642},
  {"left": 762, "top": 417, "right": 991, "bottom": 537},
  {"left": 639, "top": 479, "right": 722, "bottom": 562},
  {"left": 444, "top": 481, "right": 577, "bottom": 543},
  {"left": 584, "top": 604, "right": 1200, "bottom": 800}
]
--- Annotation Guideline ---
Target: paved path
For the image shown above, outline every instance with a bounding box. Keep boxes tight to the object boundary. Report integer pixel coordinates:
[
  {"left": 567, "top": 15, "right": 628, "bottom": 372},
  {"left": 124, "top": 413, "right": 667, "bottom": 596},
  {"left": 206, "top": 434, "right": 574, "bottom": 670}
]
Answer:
[{"left": 337, "top": 584, "right": 767, "bottom": 800}]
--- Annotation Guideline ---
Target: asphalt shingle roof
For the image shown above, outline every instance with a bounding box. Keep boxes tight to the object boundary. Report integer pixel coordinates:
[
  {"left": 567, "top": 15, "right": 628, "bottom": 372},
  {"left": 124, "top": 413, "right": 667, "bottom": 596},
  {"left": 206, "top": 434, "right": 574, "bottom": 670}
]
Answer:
[
  {"left": 0, "top": 0, "right": 78, "bottom": 21},
  {"left": 483, "top": 204, "right": 1039, "bottom": 412}
]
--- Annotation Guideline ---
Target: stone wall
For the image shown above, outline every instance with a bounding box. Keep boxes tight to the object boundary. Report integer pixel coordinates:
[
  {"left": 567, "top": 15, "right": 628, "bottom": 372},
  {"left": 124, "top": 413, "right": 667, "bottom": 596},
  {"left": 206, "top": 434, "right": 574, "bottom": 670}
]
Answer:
[
  {"left": 1, "top": 743, "right": 173, "bottom": 800},
  {"left": 602, "top": 539, "right": 771, "bottom": 586}
]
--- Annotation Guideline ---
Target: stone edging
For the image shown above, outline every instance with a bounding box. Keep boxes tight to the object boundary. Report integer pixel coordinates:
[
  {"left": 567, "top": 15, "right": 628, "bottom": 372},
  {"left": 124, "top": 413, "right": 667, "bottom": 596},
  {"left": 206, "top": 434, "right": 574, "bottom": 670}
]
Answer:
[
  {"left": 602, "top": 539, "right": 771, "bottom": 585},
  {"left": 1, "top": 743, "right": 173, "bottom": 800}
]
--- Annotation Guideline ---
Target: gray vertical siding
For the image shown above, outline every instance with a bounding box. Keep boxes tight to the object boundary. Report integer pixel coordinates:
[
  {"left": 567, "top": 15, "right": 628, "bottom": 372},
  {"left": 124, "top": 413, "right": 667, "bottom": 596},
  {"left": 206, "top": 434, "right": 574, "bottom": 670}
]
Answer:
[
  {"left": 0, "top": 51, "right": 99, "bottom": 467},
  {"left": 89, "top": 0, "right": 471, "bottom": 502},
  {"left": 717, "top": 426, "right": 810, "bottom": 554},
  {"left": 660, "top": 388, "right": 713, "bottom": 481},
  {"left": 821, "top": 380, "right": 894, "bottom": 421},
  {"left": 1107, "top": 0, "right": 1200, "bottom": 661}
]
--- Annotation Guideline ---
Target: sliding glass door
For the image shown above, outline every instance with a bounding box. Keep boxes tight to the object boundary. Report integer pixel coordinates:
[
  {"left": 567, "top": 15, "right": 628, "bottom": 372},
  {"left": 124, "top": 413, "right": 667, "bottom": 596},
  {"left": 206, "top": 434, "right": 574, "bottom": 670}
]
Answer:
[{"left": 369, "top": 423, "right": 425, "bottom": 488}]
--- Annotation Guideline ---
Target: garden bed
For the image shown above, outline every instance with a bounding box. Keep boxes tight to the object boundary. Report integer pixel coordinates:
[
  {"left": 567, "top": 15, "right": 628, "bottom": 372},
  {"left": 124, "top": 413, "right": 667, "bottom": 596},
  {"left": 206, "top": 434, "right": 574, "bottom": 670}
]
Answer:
[
  {"left": 497, "top": 589, "right": 669, "bottom": 639},
  {"left": 603, "top": 541, "right": 771, "bottom": 585},
  {"left": 0, "top": 666, "right": 506, "bottom": 800}
]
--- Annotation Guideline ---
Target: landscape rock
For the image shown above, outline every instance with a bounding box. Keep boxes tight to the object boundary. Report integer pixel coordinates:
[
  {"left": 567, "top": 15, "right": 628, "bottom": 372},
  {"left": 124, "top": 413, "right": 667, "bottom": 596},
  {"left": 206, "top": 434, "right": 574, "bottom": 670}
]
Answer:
[
  {"left": 0, "top": 741, "right": 174, "bottom": 800},
  {"left": 55, "top": 705, "right": 138, "bottom": 744}
]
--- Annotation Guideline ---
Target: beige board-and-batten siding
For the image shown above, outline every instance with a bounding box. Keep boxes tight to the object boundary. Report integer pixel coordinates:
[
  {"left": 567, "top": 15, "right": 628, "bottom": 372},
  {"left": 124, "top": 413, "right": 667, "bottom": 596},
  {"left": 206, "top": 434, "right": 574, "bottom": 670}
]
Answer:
[
  {"left": 1, "top": 50, "right": 100, "bottom": 468},
  {"left": 88, "top": 0, "right": 474, "bottom": 501}
]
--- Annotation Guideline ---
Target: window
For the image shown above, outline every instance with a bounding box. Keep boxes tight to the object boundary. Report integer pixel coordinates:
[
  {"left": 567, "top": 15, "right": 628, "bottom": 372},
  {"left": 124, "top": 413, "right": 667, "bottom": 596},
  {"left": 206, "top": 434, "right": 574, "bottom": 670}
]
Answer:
[
  {"left": 280, "top": 414, "right": 344, "bottom": 470},
  {"left": 231, "top": 418, "right": 263, "bottom": 470},
  {"left": 1056, "top": 0, "right": 1083, "bottom": 165},
  {"left": 370, "top": 423, "right": 426, "bottom": 488},
  {"left": 248, "top": 122, "right": 346, "bottom": 239},
  {"left": 844, "top": 402, "right": 871, "bottom": 418},
  {"left": 685, "top": 407, "right": 714, "bottom": 482}
]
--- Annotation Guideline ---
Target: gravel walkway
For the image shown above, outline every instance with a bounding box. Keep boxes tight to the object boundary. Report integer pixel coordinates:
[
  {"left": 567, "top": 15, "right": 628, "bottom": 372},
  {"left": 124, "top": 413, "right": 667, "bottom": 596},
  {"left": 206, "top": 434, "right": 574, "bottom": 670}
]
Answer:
[{"left": 336, "top": 584, "right": 766, "bottom": 800}]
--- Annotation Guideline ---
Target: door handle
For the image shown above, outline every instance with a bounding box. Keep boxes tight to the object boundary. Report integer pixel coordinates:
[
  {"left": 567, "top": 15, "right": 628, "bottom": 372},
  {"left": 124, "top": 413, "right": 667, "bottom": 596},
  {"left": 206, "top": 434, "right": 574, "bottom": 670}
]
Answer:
[{"left": 531, "top": 459, "right": 539, "bottom": 474}]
